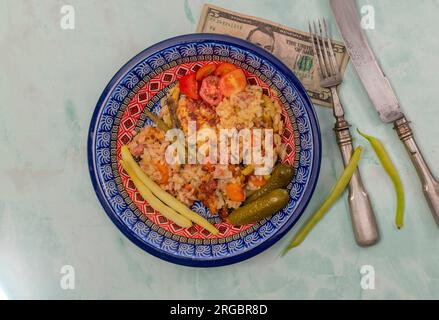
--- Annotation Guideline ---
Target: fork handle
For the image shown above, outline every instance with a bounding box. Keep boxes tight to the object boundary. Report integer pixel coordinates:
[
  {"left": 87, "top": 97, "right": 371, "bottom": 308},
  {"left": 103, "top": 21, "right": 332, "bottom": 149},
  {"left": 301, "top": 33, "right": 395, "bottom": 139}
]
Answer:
[
  {"left": 334, "top": 119, "right": 380, "bottom": 246},
  {"left": 394, "top": 117, "right": 439, "bottom": 226}
]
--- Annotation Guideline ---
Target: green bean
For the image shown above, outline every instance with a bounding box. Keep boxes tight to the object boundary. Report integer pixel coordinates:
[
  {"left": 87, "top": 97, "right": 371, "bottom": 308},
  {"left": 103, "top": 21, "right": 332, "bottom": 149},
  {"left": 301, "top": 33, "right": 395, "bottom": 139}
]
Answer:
[
  {"left": 144, "top": 110, "right": 170, "bottom": 132},
  {"left": 357, "top": 129, "right": 405, "bottom": 229},
  {"left": 121, "top": 146, "right": 219, "bottom": 234},
  {"left": 282, "top": 146, "right": 363, "bottom": 255},
  {"left": 166, "top": 96, "right": 181, "bottom": 129},
  {"left": 119, "top": 160, "right": 193, "bottom": 228}
]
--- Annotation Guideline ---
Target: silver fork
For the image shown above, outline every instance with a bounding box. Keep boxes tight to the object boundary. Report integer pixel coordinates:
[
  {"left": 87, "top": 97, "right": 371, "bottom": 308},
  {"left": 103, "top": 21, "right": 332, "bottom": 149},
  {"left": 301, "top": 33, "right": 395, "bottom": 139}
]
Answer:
[{"left": 309, "top": 18, "right": 379, "bottom": 246}]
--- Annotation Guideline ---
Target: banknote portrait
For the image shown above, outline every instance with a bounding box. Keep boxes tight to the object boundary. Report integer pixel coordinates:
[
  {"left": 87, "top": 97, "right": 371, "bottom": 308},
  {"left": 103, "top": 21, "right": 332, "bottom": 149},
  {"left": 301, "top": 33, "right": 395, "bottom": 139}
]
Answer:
[{"left": 245, "top": 24, "right": 276, "bottom": 53}]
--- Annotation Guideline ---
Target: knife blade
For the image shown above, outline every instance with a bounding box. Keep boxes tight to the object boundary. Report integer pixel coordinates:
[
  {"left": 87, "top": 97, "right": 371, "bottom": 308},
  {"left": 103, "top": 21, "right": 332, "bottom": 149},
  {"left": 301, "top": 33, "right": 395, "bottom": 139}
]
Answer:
[
  {"left": 330, "top": 0, "right": 439, "bottom": 227},
  {"left": 330, "top": 0, "right": 403, "bottom": 123}
]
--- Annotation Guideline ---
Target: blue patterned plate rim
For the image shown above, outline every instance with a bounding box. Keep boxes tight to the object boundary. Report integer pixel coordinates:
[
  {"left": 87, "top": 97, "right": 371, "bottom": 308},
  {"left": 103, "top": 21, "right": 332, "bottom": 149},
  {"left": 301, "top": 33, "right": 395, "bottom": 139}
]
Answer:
[{"left": 88, "top": 33, "right": 321, "bottom": 267}]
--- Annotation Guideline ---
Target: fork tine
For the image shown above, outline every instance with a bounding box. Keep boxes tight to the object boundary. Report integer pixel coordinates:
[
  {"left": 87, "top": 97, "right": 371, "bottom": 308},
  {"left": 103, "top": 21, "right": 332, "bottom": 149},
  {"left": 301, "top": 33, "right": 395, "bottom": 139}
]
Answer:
[
  {"left": 311, "top": 21, "right": 328, "bottom": 78},
  {"left": 318, "top": 19, "right": 334, "bottom": 76},
  {"left": 308, "top": 21, "right": 323, "bottom": 77},
  {"left": 323, "top": 18, "right": 339, "bottom": 75},
  {"left": 308, "top": 22, "right": 324, "bottom": 78}
]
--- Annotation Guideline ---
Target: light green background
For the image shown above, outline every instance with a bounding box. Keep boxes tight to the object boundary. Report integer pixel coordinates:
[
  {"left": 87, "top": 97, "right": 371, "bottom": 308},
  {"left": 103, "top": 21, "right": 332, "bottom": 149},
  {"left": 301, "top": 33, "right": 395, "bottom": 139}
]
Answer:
[{"left": 1, "top": 0, "right": 439, "bottom": 299}]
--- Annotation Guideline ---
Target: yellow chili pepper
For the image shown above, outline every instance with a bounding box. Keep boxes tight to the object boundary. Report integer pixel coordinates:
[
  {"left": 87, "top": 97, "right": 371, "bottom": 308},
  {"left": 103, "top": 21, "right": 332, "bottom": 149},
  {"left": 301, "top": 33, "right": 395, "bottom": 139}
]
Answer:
[
  {"left": 357, "top": 129, "right": 405, "bottom": 229},
  {"left": 282, "top": 147, "right": 363, "bottom": 255}
]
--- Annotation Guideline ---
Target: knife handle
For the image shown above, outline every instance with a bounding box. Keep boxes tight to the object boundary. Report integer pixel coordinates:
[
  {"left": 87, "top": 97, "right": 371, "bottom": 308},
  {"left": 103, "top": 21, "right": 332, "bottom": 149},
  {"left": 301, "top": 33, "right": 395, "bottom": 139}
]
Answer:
[
  {"left": 334, "top": 118, "right": 380, "bottom": 246},
  {"left": 394, "top": 116, "right": 439, "bottom": 226}
]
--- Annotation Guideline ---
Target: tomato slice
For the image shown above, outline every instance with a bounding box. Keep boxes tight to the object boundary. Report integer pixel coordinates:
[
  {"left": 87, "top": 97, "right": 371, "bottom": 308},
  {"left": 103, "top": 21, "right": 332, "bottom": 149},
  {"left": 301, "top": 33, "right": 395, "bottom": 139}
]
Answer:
[
  {"left": 179, "top": 73, "right": 199, "bottom": 100},
  {"left": 219, "top": 69, "right": 247, "bottom": 97},
  {"left": 199, "top": 75, "right": 223, "bottom": 106},
  {"left": 196, "top": 64, "right": 217, "bottom": 81},
  {"left": 214, "top": 63, "right": 238, "bottom": 77}
]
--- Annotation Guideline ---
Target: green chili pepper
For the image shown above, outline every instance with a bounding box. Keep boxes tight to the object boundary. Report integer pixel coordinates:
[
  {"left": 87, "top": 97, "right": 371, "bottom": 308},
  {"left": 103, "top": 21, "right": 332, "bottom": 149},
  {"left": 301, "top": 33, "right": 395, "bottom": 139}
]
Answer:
[
  {"left": 282, "top": 146, "right": 363, "bottom": 255},
  {"left": 357, "top": 129, "right": 405, "bottom": 229}
]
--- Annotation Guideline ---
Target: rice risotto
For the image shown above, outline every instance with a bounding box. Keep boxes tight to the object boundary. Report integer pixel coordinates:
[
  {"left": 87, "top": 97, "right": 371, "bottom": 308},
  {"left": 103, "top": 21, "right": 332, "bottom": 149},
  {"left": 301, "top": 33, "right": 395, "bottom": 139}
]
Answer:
[{"left": 128, "top": 73, "right": 286, "bottom": 220}]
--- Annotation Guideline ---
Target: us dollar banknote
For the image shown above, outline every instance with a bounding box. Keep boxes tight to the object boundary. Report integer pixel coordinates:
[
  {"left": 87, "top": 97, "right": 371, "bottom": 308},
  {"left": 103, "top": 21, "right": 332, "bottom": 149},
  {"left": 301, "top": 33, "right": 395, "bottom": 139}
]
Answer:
[{"left": 196, "top": 4, "right": 350, "bottom": 108}]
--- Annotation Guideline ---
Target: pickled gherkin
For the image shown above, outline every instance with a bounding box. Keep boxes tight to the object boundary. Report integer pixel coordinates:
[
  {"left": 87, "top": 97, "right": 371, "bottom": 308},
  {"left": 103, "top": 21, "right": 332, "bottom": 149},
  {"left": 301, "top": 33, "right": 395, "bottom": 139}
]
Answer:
[
  {"left": 228, "top": 189, "right": 290, "bottom": 226},
  {"left": 245, "top": 164, "right": 294, "bottom": 204}
]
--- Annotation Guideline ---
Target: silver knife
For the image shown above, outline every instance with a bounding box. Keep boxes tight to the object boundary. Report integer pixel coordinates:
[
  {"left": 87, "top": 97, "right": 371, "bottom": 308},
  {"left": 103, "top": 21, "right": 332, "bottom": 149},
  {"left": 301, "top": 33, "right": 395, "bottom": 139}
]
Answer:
[{"left": 330, "top": 0, "right": 439, "bottom": 226}]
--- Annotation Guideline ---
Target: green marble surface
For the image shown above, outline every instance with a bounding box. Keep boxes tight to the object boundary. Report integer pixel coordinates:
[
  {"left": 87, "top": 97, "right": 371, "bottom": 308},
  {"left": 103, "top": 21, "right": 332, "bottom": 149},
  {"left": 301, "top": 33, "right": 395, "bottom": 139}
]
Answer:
[{"left": 1, "top": 0, "right": 439, "bottom": 299}]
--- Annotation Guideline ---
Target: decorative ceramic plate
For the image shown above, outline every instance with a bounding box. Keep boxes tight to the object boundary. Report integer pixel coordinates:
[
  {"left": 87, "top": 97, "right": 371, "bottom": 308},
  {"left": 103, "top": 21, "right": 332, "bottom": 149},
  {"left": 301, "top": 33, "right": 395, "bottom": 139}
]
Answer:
[{"left": 88, "top": 34, "right": 321, "bottom": 267}]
